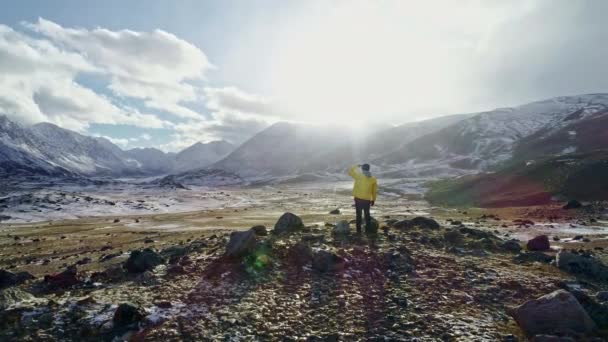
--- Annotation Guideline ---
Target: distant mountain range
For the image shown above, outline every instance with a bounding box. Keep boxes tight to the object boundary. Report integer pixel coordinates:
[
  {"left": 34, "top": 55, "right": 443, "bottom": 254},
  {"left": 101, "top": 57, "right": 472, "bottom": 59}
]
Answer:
[
  {"left": 0, "top": 116, "right": 233, "bottom": 177},
  {"left": 3, "top": 93, "right": 608, "bottom": 197},
  {"left": 203, "top": 93, "right": 608, "bottom": 180}
]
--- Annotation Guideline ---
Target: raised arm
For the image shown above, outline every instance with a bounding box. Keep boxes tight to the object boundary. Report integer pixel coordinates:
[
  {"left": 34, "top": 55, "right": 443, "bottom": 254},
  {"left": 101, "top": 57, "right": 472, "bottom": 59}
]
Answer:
[{"left": 348, "top": 165, "right": 359, "bottom": 179}]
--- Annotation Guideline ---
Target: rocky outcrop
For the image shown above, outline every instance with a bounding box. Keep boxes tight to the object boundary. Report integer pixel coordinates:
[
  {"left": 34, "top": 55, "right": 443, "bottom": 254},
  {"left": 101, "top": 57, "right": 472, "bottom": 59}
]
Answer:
[{"left": 511, "top": 289, "right": 595, "bottom": 336}]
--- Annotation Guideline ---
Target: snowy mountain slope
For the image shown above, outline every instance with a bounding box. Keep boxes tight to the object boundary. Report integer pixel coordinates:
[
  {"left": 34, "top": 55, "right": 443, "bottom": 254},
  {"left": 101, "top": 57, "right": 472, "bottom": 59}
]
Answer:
[
  {"left": 172, "top": 140, "right": 234, "bottom": 173},
  {"left": 301, "top": 113, "right": 472, "bottom": 173},
  {"left": 30, "top": 122, "right": 142, "bottom": 175},
  {"left": 124, "top": 147, "right": 175, "bottom": 174},
  {"left": 211, "top": 122, "right": 360, "bottom": 178},
  {"left": 0, "top": 116, "right": 72, "bottom": 176},
  {"left": 0, "top": 115, "right": 236, "bottom": 177},
  {"left": 377, "top": 94, "right": 608, "bottom": 174}
]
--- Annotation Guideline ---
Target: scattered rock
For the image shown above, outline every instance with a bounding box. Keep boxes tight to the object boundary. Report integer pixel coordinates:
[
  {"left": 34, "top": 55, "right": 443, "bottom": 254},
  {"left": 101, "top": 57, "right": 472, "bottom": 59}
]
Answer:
[
  {"left": 511, "top": 289, "right": 595, "bottom": 336},
  {"left": 0, "top": 270, "right": 34, "bottom": 288},
  {"left": 166, "top": 264, "right": 187, "bottom": 275},
  {"left": 500, "top": 240, "right": 522, "bottom": 253},
  {"left": 393, "top": 217, "right": 440, "bottom": 230},
  {"left": 288, "top": 242, "right": 313, "bottom": 267},
  {"left": 366, "top": 217, "right": 379, "bottom": 234},
  {"left": 332, "top": 220, "right": 350, "bottom": 236},
  {"left": 113, "top": 303, "right": 145, "bottom": 327},
  {"left": 124, "top": 249, "right": 163, "bottom": 273},
  {"left": 224, "top": 230, "right": 257, "bottom": 259},
  {"left": 329, "top": 209, "right": 341, "bottom": 215},
  {"left": 443, "top": 230, "right": 464, "bottom": 245},
  {"left": 596, "top": 291, "right": 608, "bottom": 302},
  {"left": 527, "top": 235, "right": 550, "bottom": 251},
  {"left": 0, "top": 287, "right": 45, "bottom": 310},
  {"left": 513, "top": 252, "right": 554, "bottom": 264},
  {"left": 273, "top": 212, "right": 304, "bottom": 234},
  {"left": 312, "top": 250, "right": 344, "bottom": 273},
  {"left": 44, "top": 265, "right": 80, "bottom": 289},
  {"left": 556, "top": 250, "right": 608, "bottom": 281},
  {"left": 250, "top": 225, "right": 268, "bottom": 236},
  {"left": 563, "top": 200, "right": 583, "bottom": 210}
]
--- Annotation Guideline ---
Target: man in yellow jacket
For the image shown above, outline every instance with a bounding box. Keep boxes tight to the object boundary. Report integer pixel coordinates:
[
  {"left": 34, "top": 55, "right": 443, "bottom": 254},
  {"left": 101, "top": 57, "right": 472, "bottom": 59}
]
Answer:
[{"left": 348, "top": 163, "right": 378, "bottom": 234}]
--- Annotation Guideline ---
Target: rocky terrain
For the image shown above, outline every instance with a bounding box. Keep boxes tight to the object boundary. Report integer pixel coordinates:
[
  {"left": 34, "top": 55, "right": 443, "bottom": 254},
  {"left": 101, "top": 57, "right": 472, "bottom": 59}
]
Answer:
[{"left": 1, "top": 186, "right": 608, "bottom": 341}]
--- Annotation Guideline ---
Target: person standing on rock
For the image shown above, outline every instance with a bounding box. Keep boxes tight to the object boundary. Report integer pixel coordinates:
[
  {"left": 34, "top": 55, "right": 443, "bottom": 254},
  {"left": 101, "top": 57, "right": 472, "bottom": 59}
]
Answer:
[{"left": 348, "top": 164, "right": 378, "bottom": 234}]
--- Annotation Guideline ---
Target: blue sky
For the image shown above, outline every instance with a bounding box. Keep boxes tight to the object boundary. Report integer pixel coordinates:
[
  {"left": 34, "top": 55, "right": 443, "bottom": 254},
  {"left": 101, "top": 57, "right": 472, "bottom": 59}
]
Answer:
[{"left": 1, "top": 1, "right": 607, "bottom": 151}]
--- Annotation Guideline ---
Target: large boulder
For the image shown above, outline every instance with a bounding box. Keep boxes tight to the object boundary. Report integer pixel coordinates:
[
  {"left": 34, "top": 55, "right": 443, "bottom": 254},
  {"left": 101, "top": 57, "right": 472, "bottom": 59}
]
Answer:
[
  {"left": 556, "top": 251, "right": 608, "bottom": 281},
  {"left": 332, "top": 220, "right": 350, "bottom": 236},
  {"left": 124, "top": 249, "right": 163, "bottom": 273},
  {"left": 224, "top": 230, "right": 257, "bottom": 259},
  {"left": 527, "top": 235, "right": 550, "bottom": 251},
  {"left": 273, "top": 212, "right": 304, "bottom": 234},
  {"left": 44, "top": 265, "right": 80, "bottom": 289},
  {"left": 312, "top": 250, "right": 344, "bottom": 273},
  {"left": 0, "top": 270, "right": 34, "bottom": 289},
  {"left": 511, "top": 290, "right": 595, "bottom": 336}
]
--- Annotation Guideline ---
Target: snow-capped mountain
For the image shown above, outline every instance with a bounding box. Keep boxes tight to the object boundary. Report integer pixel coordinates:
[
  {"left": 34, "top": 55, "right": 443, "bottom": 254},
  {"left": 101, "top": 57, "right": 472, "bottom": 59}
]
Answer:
[
  {"left": 30, "top": 122, "right": 142, "bottom": 175},
  {"left": 0, "top": 116, "right": 72, "bottom": 176},
  {"left": 0, "top": 115, "right": 236, "bottom": 177},
  {"left": 376, "top": 93, "right": 608, "bottom": 175},
  {"left": 172, "top": 141, "right": 233, "bottom": 173}
]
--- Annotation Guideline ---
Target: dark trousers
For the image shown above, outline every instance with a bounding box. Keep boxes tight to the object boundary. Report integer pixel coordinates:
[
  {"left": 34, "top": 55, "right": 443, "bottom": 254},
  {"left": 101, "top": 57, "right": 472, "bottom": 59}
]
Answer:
[{"left": 354, "top": 198, "right": 371, "bottom": 233}]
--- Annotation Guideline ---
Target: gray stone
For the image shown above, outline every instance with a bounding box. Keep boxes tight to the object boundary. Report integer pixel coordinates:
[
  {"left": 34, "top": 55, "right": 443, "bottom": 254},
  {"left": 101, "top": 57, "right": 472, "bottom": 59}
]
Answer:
[
  {"left": 556, "top": 250, "right": 608, "bottom": 281},
  {"left": 124, "top": 249, "right": 163, "bottom": 273},
  {"left": 312, "top": 250, "right": 344, "bottom": 273},
  {"left": 224, "top": 230, "right": 257, "bottom": 259},
  {"left": 511, "top": 289, "right": 595, "bottom": 336},
  {"left": 332, "top": 220, "right": 350, "bottom": 235},
  {"left": 273, "top": 212, "right": 304, "bottom": 234}
]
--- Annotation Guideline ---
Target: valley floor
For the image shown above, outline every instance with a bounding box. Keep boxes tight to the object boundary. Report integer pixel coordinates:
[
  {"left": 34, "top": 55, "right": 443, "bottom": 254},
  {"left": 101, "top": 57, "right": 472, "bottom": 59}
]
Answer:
[{"left": 1, "top": 183, "right": 608, "bottom": 340}]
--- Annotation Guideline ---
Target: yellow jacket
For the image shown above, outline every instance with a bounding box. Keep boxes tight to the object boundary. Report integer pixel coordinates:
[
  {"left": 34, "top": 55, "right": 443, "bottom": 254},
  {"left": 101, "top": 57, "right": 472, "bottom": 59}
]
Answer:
[{"left": 348, "top": 165, "right": 378, "bottom": 201}]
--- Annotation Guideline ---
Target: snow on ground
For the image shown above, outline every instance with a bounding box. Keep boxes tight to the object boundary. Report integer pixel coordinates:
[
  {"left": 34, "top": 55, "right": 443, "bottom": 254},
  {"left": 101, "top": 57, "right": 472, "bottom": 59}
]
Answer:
[{"left": 0, "top": 182, "right": 259, "bottom": 223}]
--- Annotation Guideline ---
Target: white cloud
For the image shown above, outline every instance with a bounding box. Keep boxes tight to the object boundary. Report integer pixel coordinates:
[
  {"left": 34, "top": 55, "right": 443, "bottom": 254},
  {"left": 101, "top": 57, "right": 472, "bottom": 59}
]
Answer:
[
  {"left": 204, "top": 86, "right": 276, "bottom": 116},
  {"left": 26, "top": 18, "right": 212, "bottom": 119},
  {"left": 0, "top": 22, "right": 173, "bottom": 131}
]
